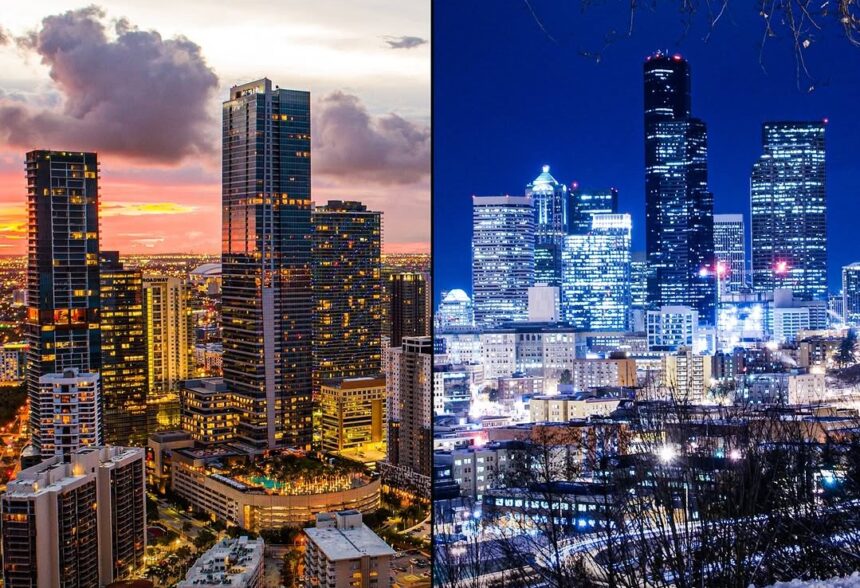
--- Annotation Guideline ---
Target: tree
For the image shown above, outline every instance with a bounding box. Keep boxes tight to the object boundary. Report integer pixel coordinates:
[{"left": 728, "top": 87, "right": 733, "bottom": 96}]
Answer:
[
  {"left": 559, "top": 369, "right": 572, "bottom": 385},
  {"left": 838, "top": 328, "right": 857, "bottom": 367}
]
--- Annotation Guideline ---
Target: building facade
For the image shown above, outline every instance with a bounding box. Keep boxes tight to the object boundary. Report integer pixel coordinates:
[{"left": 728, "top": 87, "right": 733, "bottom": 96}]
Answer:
[
  {"left": 567, "top": 185, "right": 618, "bottom": 236},
  {"left": 472, "top": 196, "right": 534, "bottom": 328},
  {"left": 320, "top": 377, "right": 386, "bottom": 456},
  {"left": 750, "top": 121, "right": 827, "bottom": 301},
  {"left": 713, "top": 214, "right": 747, "bottom": 297},
  {"left": 143, "top": 276, "right": 193, "bottom": 394},
  {"left": 25, "top": 150, "right": 101, "bottom": 457},
  {"left": 178, "top": 537, "right": 264, "bottom": 588},
  {"left": 526, "top": 165, "right": 567, "bottom": 286},
  {"left": 37, "top": 369, "right": 102, "bottom": 459},
  {"left": 435, "top": 289, "right": 474, "bottom": 331},
  {"left": 842, "top": 263, "right": 860, "bottom": 326},
  {"left": 388, "top": 272, "right": 428, "bottom": 348}
]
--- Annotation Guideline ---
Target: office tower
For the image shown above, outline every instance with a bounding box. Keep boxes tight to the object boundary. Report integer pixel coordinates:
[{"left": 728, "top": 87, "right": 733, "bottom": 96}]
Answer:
[
  {"left": 713, "top": 214, "right": 747, "bottom": 297},
  {"left": 312, "top": 201, "right": 382, "bottom": 393},
  {"left": 304, "top": 511, "right": 394, "bottom": 588},
  {"left": 526, "top": 165, "right": 567, "bottom": 286},
  {"left": 386, "top": 336, "right": 432, "bottom": 488},
  {"left": 222, "top": 78, "right": 313, "bottom": 450},
  {"left": 644, "top": 53, "right": 716, "bottom": 324},
  {"left": 435, "top": 289, "right": 474, "bottom": 331},
  {"left": 37, "top": 368, "right": 102, "bottom": 458},
  {"left": 629, "top": 251, "right": 649, "bottom": 331},
  {"left": 472, "top": 196, "right": 535, "bottom": 328},
  {"left": 179, "top": 537, "right": 265, "bottom": 588},
  {"left": 568, "top": 185, "right": 618, "bottom": 235},
  {"left": 647, "top": 306, "right": 699, "bottom": 351},
  {"left": 99, "top": 251, "right": 147, "bottom": 446},
  {"left": 561, "top": 214, "right": 632, "bottom": 331},
  {"left": 180, "top": 378, "right": 236, "bottom": 445},
  {"left": 843, "top": 263, "right": 860, "bottom": 326},
  {"left": 750, "top": 121, "right": 827, "bottom": 301},
  {"left": 388, "top": 272, "right": 428, "bottom": 347},
  {"left": 319, "top": 376, "right": 386, "bottom": 456},
  {"left": 1, "top": 446, "right": 146, "bottom": 588},
  {"left": 143, "top": 276, "right": 194, "bottom": 394},
  {"left": 25, "top": 150, "right": 101, "bottom": 457}
]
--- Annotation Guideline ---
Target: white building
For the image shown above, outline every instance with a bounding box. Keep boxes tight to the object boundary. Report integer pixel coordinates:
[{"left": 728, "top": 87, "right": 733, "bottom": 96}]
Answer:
[
  {"left": 569, "top": 357, "right": 638, "bottom": 391},
  {"left": 528, "top": 285, "right": 561, "bottom": 323},
  {"left": 1, "top": 446, "right": 146, "bottom": 587},
  {"left": 178, "top": 537, "right": 264, "bottom": 588},
  {"left": 37, "top": 369, "right": 101, "bottom": 458},
  {"left": 772, "top": 289, "right": 828, "bottom": 343},
  {"left": 529, "top": 395, "right": 622, "bottom": 423},
  {"left": 788, "top": 372, "right": 827, "bottom": 405},
  {"left": 304, "top": 510, "right": 395, "bottom": 588},
  {"left": 647, "top": 306, "right": 698, "bottom": 351}
]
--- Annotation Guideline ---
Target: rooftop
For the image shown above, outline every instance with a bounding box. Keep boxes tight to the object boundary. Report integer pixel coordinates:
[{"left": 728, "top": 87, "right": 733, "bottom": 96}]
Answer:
[
  {"left": 305, "top": 522, "right": 394, "bottom": 562},
  {"left": 178, "top": 537, "right": 264, "bottom": 588}
]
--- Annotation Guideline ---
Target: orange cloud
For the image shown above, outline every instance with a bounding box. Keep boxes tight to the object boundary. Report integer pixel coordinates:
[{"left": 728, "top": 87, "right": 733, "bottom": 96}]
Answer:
[{"left": 100, "top": 202, "right": 197, "bottom": 217}]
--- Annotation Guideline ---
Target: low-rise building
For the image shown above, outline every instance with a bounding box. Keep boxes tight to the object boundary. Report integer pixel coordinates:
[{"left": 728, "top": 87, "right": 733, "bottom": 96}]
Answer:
[
  {"left": 320, "top": 376, "right": 386, "bottom": 460},
  {"left": 304, "top": 510, "right": 395, "bottom": 588},
  {"left": 569, "top": 356, "right": 637, "bottom": 391},
  {"left": 529, "top": 394, "right": 622, "bottom": 423},
  {"left": 180, "top": 378, "right": 236, "bottom": 444},
  {"left": 178, "top": 536, "right": 264, "bottom": 588}
]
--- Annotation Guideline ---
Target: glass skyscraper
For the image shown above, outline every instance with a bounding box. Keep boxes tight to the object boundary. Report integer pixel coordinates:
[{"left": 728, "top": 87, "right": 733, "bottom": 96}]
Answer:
[
  {"left": 311, "top": 200, "right": 383, "bottom": 392},
  {"left": 567, "top": 185, "right": 618, "bottom": 235},
  {"left": 713, "top": 213, "right": 747, "bottom": 297},
  {"left": 472, "top": 196, "right": 535, "bottom": 328},
  {"left": 525, "top": 165, "right": 567, "bottom": 286},
  {"left": 25, "top": 150, "right": 101, "bottom": 457},
  {"left": 221, "top": 78, "right": 313, "bottom": 449},
  {"left": 561, "top": 213, "right": 632, "bottom": 331},
  {"left": 842, "top": 263, "right": 860, "bottom": 326},
  {"left": 750, "top": 121, "right": 827, "bottom": 301},
  {"left": 388, "top": 272, "right": 429, "bottom": 347},
  {"left": 644, "top": 52, "right": 716, "bottom": 324}
]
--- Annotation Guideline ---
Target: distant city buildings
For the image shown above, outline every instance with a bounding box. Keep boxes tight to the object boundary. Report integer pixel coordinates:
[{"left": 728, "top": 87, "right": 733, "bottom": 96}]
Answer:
[
  {"left": 25, "top": 150, "right": 101, "bottom": 458},
  {"left": 647, "top": 305, "right": 699, "bottom": 351},
  {"left": 221, "top": 78, "right": 313, "bottom": 450},
  {"left": 526, "top": 165, "right": 567, "bottom": 286},
  {"left": 472, "top": 196, "right": 534, "bottom": 328},
  {"left": 713, "top": 214, "right": 747, "bottom": 296},
  {"left": 561, "top": 213, "right": 632, "bottom": 330},
  {"left": 643, "top": 53, "right": 716, "bottom": 324},
  {"left": 567, "top": 185, "right": 618, "bottom": 235},
  {"left": 1, "top": 446, "right": 146, "bottom": 587},
  {"left": 751, "top": 121, "right": 827, "bottom": 301}
]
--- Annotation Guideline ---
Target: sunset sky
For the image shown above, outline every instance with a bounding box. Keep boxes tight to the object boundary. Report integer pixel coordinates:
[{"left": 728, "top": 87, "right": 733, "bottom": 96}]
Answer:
[{"left": 0, "top": 1, "right": 429, "bottom": 254}]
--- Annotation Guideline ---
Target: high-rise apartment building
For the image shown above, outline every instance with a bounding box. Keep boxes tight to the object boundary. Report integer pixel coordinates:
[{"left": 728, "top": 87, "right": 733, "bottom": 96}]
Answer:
[
  {"left": 1, "top": 446, "right": 146, "bottom": 588},
  {"left": 644, "top": 53, "right": 716, "bottom": 324},
  {"left": 567, "top": 185, "right": 618, "bottom": 235},
  {"left": 386, "top": 337, "right": 432, "bottom": 490},
  {"left": 221, "top": 78, "right": 313, "bottom": 449},
  {"left": 25, "top": 150, "right": 101, "bottom": 457},
  {"left": 713, "top": 214, "right": 747, "bottom": 297},
  {"left": 843, "top": 263, "right": 860, "bottom": 326},
  {"left": 143, "top": 276, "right": 193, "bottom": 394},
  {"left": 312, "top": 201, "right": 382, "bottom": 392},
  {"left": 388, "top": 273, "right": 428, "bottom": 348},
  {"left": 100, "top": 251, "right": 147, "bottom": 446},
  {"left": 472, "top": 196, "right": 534, "bottom": 328},
  {"left": 561, "top": 214, "right": 632, "bottom": 331},
  {"left": 526, "top": 165, "right": 567, "bottom": 286},
  {"left": 750, "top": 121, "right": 827, "bottom": 301},
  {"left": 37, "top": 368, "right": 102, "bottom": 459}
]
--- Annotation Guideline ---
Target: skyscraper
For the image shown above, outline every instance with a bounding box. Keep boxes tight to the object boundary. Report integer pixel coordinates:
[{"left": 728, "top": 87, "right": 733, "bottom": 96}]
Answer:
[
  {"left": 312, "top": 200, "right": 382, "bottom": 393},
  {"left": 100, "top": 251, "right": 147, "bottom": 446},
  {"left": 561, "top": 213, "right": 632, "bottom": 331},
  {"left": 472, "top": 195, "right": 535, "bottom": 328},
  {"left": 567, "top": 185, "right": 618, "bottom": 235},
  {"left": 221, "top": 78, "right": 313, "bottom": 449},
  {"left": 389, "top": 273, "right": 429, "bottom": 348},
  {"left": 644, "top": 53, "right": 716, "bottom": 324},
  {"left": 1, "top": 446, "right": 146, "bottom": 588},
  {"left": 526, "top": 165, "right": 567, "bottom": 286},
  {"left": 713, "top": 214, "right": 747, "bottom": 297},
  {"left": 25, "top": 150, "right": 101, "bottom": 457},
  {"left": 842, "top": 263, "right": 860, "bottom": 326},
  {"left": 435, "top": 289, "right": 474, "bottom": 331},
  {"left": 143, "top": 276, "right": 194, "bottom": 395},
  {"left": 750, "top": 121, "right": 827, "bottom": 301}
]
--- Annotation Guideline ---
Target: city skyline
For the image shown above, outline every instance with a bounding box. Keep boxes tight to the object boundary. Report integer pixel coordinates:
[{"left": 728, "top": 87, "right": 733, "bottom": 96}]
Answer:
[
  {"left": 0, "top": 2, "right": 430, "bottom": 254},
  {"left": 433, "top": 1, "right": 860, "bottom": 302}
]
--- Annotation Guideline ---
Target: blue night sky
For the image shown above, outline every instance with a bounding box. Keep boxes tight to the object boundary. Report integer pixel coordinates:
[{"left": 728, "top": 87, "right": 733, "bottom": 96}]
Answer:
[{"left": 432, "top": 0, "right": 860, "bottom": 305}]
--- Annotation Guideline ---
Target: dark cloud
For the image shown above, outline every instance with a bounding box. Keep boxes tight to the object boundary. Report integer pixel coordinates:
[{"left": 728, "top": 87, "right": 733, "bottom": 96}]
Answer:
[
  {"left": 0, "top": 6, "right": 219, "bottom": 163},
  {"left": 313, "top": 91, "right": 429, "bottom": 186},
  {"left": 383, "top": 35, "right": 427, "bottom": 49}
]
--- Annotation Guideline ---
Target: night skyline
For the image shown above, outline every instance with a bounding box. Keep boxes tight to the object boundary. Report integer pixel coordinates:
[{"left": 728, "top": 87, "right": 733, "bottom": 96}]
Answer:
[{"left": 433, "top": 0, "right": 860, "bottom": 303}]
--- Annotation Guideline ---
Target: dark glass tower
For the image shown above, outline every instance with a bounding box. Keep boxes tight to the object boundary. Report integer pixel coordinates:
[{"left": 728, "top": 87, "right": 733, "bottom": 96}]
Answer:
[
  {"left": 222, "top": 79, "right": 313, "bottom": 450},
  {"left": 750, "top": 121, "right": 827, "bottom": 301},
  {"left": 311, "top": 200, "right": 383, "bottom": 392},
  {"left": 525, "top": 165, "right": 567, "bottom": 286},
  {"left": 100, "top": 251, "right": 148, "bottom": 446},
  {"left": 567, "top": 185, "right": 618, "bottom": 235},
  {"left": 388, "top": 273, "right": 429, "bottom": 348},
  {"left": 644, "top": 53, "right": 716, "bottom": 324},
  {"left": 25, "top": 150, "right": 101, "bottom": 456}
]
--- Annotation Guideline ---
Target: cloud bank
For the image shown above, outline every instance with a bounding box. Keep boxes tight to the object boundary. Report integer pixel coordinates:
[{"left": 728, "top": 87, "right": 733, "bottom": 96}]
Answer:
[{"left": 0, "top": 6, "right": 219, "bottom": 163}]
